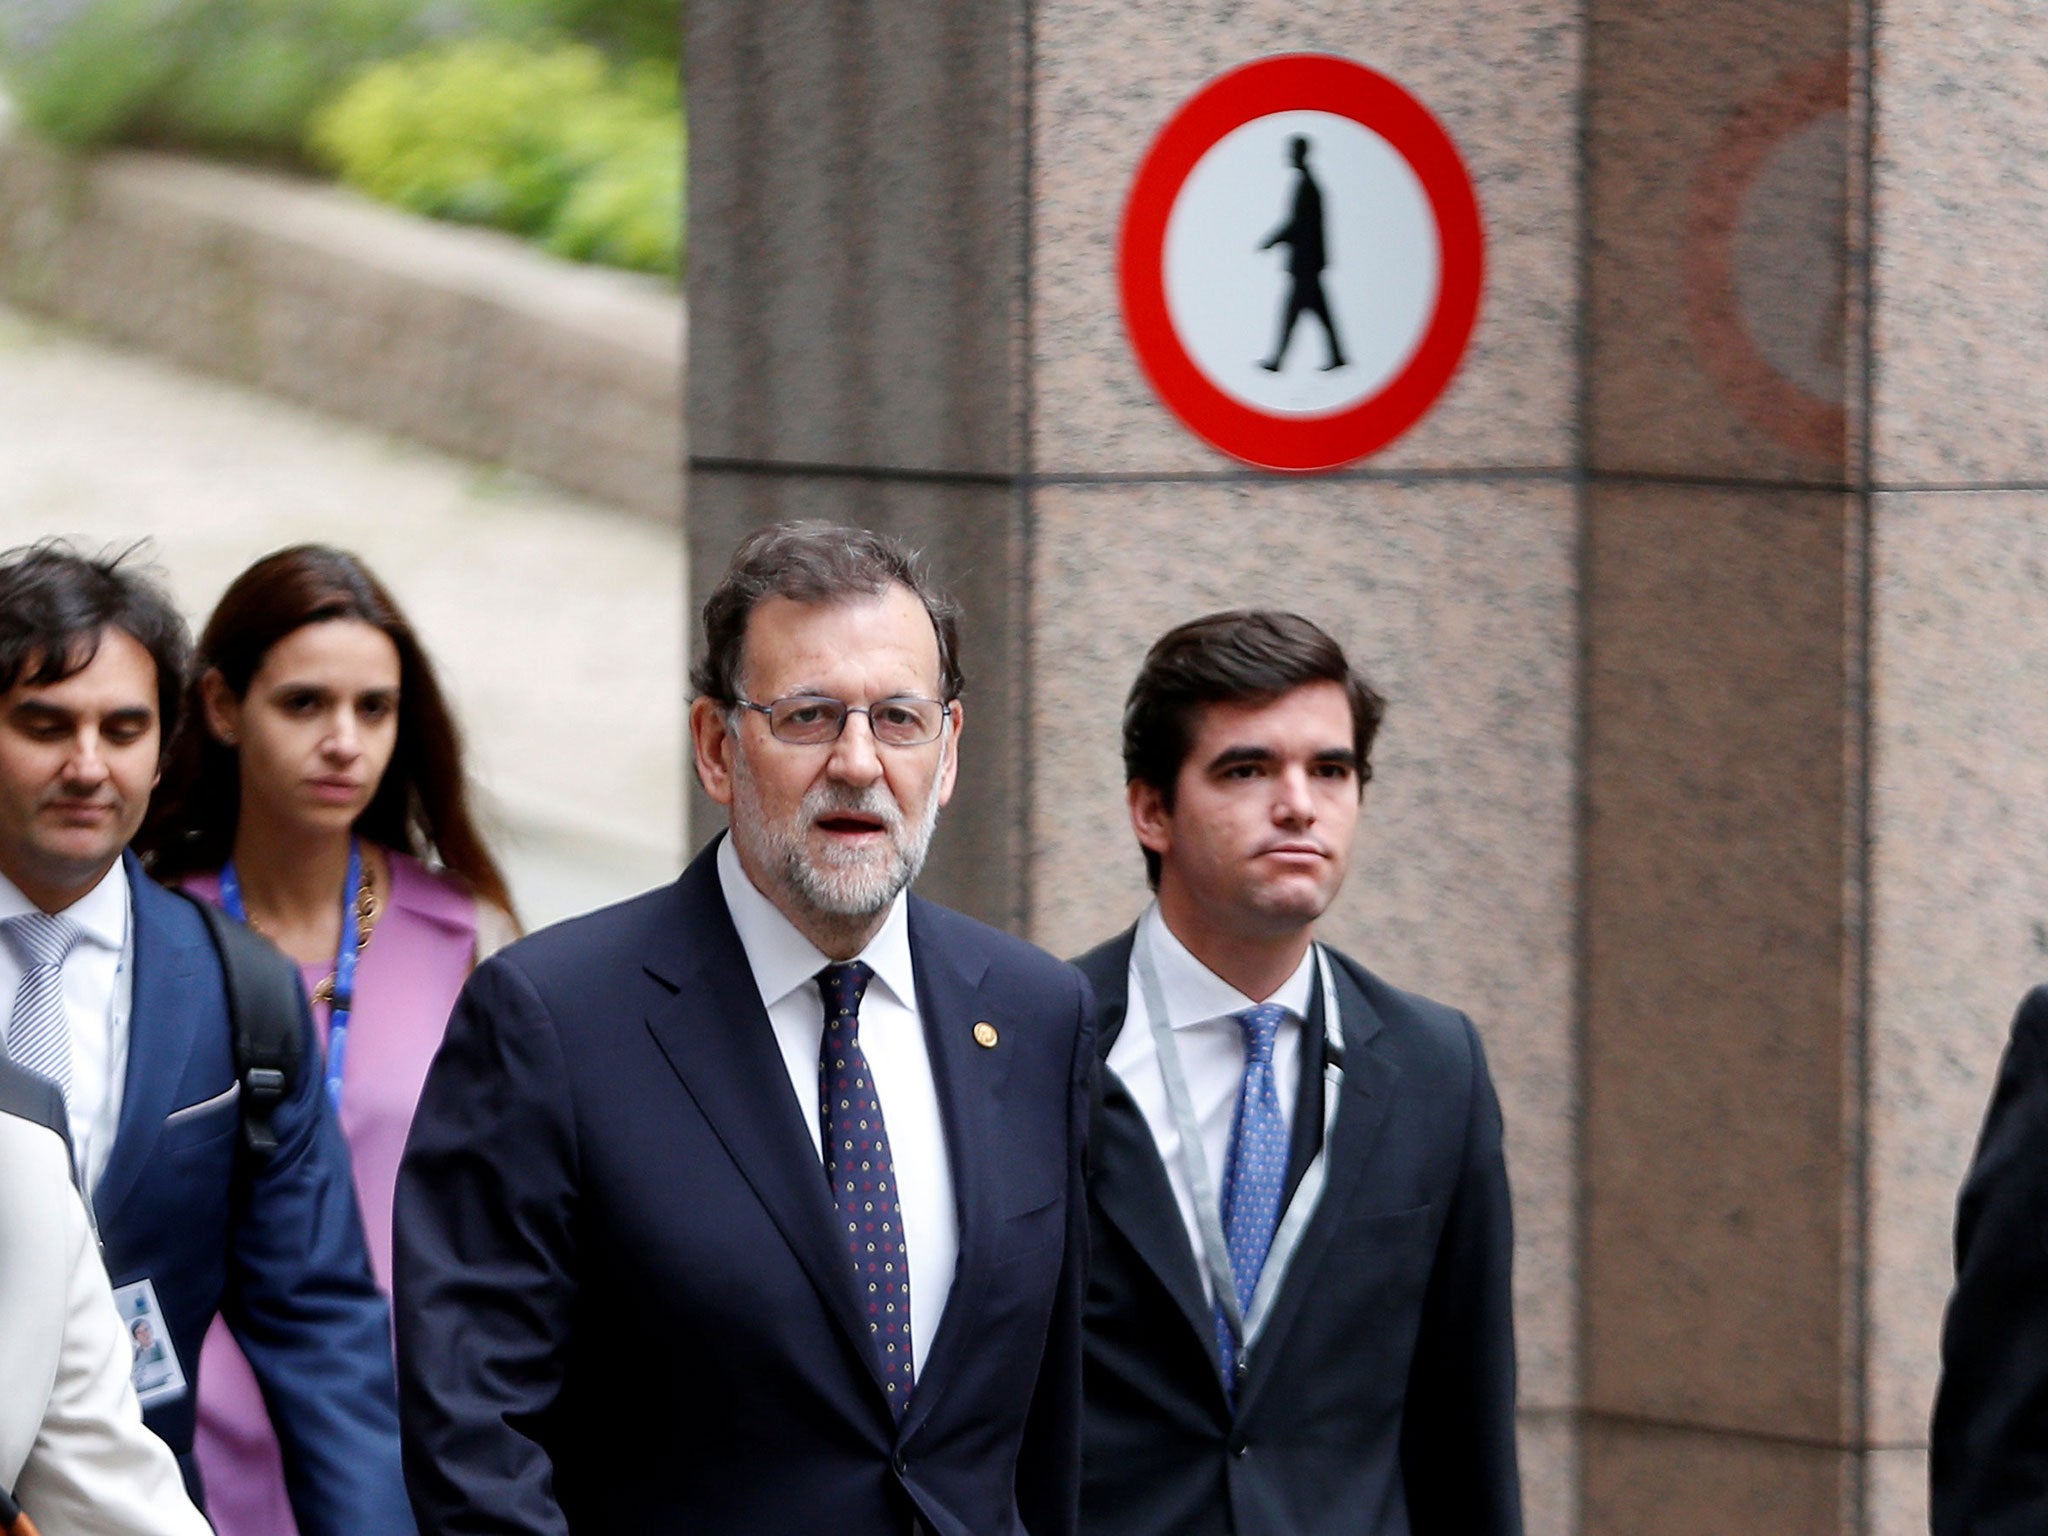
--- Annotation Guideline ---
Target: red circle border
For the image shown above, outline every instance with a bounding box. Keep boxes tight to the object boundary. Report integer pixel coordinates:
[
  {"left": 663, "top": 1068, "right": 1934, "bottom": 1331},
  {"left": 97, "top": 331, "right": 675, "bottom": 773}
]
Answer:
[{"left": 1119, "top": 54, "right": 1486, "bottom": 474}]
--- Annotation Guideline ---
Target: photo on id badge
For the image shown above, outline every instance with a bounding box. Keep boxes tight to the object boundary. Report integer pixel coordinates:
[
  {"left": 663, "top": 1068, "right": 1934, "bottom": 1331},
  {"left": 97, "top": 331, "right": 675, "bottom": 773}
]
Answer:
[{"left": 115, "top": 1277, "right": 187, "bottom": 1407}]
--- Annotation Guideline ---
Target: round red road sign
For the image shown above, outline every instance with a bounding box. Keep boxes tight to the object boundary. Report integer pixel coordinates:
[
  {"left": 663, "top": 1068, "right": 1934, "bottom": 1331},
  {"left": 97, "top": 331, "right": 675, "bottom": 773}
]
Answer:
[{"left": 1119, "top": 54, "right": 1485, "bottom": 473}]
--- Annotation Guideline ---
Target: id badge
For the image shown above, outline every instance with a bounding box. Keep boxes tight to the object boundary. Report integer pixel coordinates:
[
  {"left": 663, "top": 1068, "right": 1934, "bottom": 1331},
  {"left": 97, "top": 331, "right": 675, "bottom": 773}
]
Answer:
[{"left": 111, "top": 1278, "right": 187, "bottom": 1408}]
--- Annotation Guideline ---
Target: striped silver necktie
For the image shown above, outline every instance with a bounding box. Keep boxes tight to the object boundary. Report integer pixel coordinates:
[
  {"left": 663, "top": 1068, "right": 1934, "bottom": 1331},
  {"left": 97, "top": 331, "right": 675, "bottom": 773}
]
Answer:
[{"left": 2, "top": 911, "right": 84, "bottom": 1105}]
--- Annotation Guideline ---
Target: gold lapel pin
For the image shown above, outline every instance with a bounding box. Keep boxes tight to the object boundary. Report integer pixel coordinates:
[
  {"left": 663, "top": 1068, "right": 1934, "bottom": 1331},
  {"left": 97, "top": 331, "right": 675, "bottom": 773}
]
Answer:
[{"left": 973, "top": 1021, "right": 999, "bottom": 1049}]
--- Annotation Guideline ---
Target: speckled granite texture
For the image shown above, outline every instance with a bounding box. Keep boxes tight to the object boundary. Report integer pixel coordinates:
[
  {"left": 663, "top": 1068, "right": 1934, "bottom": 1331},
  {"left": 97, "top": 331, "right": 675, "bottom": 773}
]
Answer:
[
  {"left": 687, "top": 3, "right": 1024, "bottom": 474},
  {"left": 1584, "top": 1421, "right": 1854, "bottom": 1535},
  {"left": 1584, "top": 483, "right": 1857, "bottom": 1441},
  {"left": 1873, "top": 2, "right": 2048, "bottom": 484},
  {"left": 1865, "top": 495, "right": 2048, "bottom": 1449}
]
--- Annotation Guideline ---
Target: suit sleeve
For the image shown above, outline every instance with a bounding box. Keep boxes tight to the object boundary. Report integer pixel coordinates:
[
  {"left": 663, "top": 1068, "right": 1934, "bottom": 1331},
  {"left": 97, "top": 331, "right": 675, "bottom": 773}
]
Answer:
[
  {"left": 1399, "top": 1013, "right": 1523, "bottom": 1536},
  {"left": 1932, "top": 986, "right": 2048, "bottom": 1536},
  {"left": 394, "top": 955, "right": 578, "bottom": 1536},
  {"left": 223, "top": 982, "right": 414, "bottom": 1536},
  {"left": 1015, "top": 971, "right": 1096, "bottom": 1536},
  {"left": 15, "top": 1156, "right": 213, "bottom": 1536}
]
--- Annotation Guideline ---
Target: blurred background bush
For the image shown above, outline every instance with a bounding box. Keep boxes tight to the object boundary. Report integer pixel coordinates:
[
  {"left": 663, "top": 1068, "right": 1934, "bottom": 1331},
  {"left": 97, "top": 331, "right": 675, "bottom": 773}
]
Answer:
[
  {"left": 311, "top": 41, "right": 680, "bottom": 275},
  {"left": 0, "top": 0, "right": 682, "bottom": 276}
]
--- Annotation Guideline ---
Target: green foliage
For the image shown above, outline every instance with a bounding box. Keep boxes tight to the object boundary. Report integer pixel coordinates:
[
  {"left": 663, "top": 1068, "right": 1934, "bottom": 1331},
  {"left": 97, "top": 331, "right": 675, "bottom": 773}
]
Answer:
[
  {"left": 0, "top": 0, "right": 184, "bottom": 146},
  {"left": 469, "top": 0, "right": 680, "bottom": 65},
  {"left": 155, "top": 0, "right": 442, "bottom": 153},
  {"left": 310, "top": 40, "right": 681, "bottom": 277},
  {"left": 0, "top": 0, "right": 680, "bottom": 156},
  {"left": 0, "top": 0, "right": 455, "bottom": 154},
  {"left": 0, "top": 0, "right": 682, "bottom": 276}
]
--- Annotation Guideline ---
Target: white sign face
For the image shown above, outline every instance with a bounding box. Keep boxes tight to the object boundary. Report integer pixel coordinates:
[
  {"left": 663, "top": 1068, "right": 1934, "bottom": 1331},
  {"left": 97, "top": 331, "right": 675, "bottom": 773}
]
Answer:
[{"left": 1163, "top": 109, "right": 1440, "bottom": 419}]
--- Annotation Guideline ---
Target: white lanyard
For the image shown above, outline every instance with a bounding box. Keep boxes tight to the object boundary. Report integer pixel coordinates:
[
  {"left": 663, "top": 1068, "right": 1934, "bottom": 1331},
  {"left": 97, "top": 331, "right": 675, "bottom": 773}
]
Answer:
[{"left": 1133, "top": 919, "right": 1345, "bottom": 1365}]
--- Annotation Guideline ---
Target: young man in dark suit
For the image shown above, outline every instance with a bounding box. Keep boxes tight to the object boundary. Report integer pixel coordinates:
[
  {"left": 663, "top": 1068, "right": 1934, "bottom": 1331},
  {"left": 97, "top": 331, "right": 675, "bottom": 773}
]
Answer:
[
  {"left": 396, "top": 521, "right": 1094, "bottom": 1535},
  {"left": 1075, "top": 610, "right": 1522, "bottom": 1536},
  {"left": 0, "top": 544, "right": 409, "bottom": 1536}
]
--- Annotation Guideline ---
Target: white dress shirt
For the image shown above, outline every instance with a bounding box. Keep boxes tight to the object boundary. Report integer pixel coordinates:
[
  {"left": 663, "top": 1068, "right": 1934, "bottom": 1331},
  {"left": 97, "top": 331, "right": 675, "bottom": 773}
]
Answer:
[
  {"left": 1105, "top": 901, "right": 1313, "bottom": 1307},
  {"left": 0, "top": 862, "right": 133, "bottom": 1194},
  {"left": 717, "top": 835, "right": 958, "bottom": 1375}
]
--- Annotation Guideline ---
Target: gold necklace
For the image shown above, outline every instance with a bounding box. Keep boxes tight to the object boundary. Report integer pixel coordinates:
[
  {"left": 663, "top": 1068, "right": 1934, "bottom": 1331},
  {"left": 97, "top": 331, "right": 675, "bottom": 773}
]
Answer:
[{"left": 242, "top": 853, "right": 384, "bottom": 1004}]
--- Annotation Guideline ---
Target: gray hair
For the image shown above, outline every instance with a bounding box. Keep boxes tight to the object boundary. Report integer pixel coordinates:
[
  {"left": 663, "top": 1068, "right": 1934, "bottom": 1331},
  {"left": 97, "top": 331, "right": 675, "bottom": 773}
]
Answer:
[{"left": 691, "top": 521, "right": 963, "bottom": 705}]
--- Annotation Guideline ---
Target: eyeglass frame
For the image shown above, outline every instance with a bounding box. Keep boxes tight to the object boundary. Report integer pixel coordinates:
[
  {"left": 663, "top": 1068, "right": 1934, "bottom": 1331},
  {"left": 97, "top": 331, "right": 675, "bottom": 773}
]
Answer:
[{"left": 731, "top": 692, "right": 958, "bottom": 748}]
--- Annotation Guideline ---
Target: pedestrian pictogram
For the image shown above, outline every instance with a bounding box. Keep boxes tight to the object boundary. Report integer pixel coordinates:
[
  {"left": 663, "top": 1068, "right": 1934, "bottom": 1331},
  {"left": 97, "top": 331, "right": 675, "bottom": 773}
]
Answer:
[
  {"left": 1120, "top": 54, "right": 1485, "bottom": 473},
  {"left": 1259, "top": 136, "right": 1349, "bottom": 375}
]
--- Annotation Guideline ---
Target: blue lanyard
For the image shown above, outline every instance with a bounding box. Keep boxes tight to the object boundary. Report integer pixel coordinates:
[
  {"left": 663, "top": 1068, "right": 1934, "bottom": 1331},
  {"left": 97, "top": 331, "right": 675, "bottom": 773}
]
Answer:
[{"left": 220, "top": 839, "right": 362, "bottom": 1114}]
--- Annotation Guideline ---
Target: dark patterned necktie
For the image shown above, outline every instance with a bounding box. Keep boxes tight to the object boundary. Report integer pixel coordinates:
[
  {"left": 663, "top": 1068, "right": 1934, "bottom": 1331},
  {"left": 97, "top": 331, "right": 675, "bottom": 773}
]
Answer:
[
  {"left": 818, "top": 960, "right": 914, "bottom": 1412},
  {"left": 1215, "top": 1002, "right": 1289, "bottom": 1393}
]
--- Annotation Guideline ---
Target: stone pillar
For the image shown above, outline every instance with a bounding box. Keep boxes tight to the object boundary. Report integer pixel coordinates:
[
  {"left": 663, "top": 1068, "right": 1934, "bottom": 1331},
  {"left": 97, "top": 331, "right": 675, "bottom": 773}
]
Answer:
[
  {"left": 1580, "top": 0, "right": 1866, "bottom": 1530},
  {"left": 1583, "top": 0, "right": 2048, "bottom": 1531},
  {"left": 1864, "top": 1, "right": 2048, "bottom": 1529}
]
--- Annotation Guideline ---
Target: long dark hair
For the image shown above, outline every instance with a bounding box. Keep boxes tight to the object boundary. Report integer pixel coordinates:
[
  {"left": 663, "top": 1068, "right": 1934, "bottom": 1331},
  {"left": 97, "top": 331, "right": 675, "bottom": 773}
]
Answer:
[{"left": 138, "top": 545, "right": 515, "bottom": 918}]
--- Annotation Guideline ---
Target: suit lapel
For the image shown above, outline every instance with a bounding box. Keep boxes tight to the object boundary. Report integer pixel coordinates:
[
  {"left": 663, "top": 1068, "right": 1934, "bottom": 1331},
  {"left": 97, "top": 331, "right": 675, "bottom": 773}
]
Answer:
[
  {"left": 93, "top": 864, "right": 205, "bottom": 1228},
  {"left": 1095, "top": 1066, "right": 1220, "bottom": 1370},
  {"left": 1234, "top": 954, "right": 1397, "bottom": 1418},
  {"left": 639, "top": 852, "right": 893, "bottom": 1407},
  {"left": 1079, "top": 930, "right": 1225, "bottom": 1378}
]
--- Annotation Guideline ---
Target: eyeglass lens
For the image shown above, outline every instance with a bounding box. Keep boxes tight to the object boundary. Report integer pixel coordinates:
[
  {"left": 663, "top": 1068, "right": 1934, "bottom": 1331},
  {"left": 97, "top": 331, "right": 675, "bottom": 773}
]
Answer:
[{"left": 768, "top": 696, "right": 944, "bottom": 746}]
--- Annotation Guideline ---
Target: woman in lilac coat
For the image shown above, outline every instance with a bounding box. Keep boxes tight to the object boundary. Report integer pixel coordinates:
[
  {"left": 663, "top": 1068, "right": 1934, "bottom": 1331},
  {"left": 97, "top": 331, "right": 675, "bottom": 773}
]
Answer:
[{"left": 138, "top": 546, "right": 516, "bottom": 1536}]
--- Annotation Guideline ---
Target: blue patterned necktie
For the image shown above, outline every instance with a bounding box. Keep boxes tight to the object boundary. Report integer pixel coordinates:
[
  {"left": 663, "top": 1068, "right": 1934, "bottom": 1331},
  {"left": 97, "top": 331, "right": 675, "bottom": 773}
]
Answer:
[
  {"left": 1, "top": 912, "right": 83, "bottom": 1106},
  {"left": 818, "top": 960, "right": 915, "bottom": 1413},
  {"left": 1215, "top": 1002, "right": 1289, "bottom": 1393}
]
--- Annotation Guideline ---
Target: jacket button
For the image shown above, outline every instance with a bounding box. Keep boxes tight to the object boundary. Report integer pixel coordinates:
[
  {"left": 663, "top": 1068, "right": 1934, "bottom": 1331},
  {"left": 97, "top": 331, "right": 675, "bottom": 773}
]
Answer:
[
  {"left": 893, "top": 1450, "right": 909, "bottom": 1476},
  {"left": 1227, "top": 1433, "right": 1248, "bottom": 1457}
]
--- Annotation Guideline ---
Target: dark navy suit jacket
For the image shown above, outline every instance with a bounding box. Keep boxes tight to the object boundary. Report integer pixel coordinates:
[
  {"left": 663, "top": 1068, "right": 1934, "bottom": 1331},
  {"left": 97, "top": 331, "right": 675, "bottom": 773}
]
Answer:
[
  {"left": 1075, "top": 929, "right": 1522, "bottom": 1536},
  {"left": 394, "top": 838, "right": 1095, "bottom": 1536},
  {"left": 1933, "top": 984, "right": 2048, "bottom": 1535},
  {"left": 96, "top": 854, "right": 410, "bottom": 1535}
]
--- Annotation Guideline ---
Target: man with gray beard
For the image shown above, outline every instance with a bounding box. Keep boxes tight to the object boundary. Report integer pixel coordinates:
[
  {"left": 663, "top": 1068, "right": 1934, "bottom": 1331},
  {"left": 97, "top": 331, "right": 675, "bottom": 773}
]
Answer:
[{"left": 394, "top": 521, "right": 1095, "bottom": 1536}]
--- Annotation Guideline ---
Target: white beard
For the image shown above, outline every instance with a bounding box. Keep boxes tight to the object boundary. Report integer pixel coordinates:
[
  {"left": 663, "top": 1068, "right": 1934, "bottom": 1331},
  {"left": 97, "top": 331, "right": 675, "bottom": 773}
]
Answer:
[{"left": 729, "top": 746, "right": 945, "bottom": 923}]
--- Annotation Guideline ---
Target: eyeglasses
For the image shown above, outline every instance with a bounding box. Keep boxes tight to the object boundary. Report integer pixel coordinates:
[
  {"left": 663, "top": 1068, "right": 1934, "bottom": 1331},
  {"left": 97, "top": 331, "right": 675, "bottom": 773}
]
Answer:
[{"left": 736, "top": 694, "right": 953, "bottom": 748}]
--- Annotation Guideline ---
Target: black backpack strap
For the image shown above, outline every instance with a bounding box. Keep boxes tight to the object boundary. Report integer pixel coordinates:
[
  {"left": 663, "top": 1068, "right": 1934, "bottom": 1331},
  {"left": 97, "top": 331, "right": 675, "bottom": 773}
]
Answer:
[{"left": 184, "top": 895, "right": 304, "bottom": 1157}]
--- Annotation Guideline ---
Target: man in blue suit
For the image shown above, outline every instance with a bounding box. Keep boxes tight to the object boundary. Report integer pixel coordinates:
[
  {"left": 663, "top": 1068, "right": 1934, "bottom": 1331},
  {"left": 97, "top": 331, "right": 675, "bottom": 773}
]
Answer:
[
  {"left": 396, "top": 522, "right": 1094, "bottom": 1535},
  {"left": 0, "top": 543, "right": 411, "bottom": 1535},
  {"left": 1075, "top": 611, "right": 1521, "bottom": 1536}
]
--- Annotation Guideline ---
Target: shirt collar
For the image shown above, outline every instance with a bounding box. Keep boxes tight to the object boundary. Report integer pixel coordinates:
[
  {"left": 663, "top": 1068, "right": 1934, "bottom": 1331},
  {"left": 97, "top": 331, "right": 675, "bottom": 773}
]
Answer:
[
  {"left": 0, "top": 857, "right": 128, "bottom": 949},
  {"left": 1138, "top": 901, "right": 1315, "bottom": 1030},
  {"left": 717, "top": 834, "right": 917, "bottom": 1015}
]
